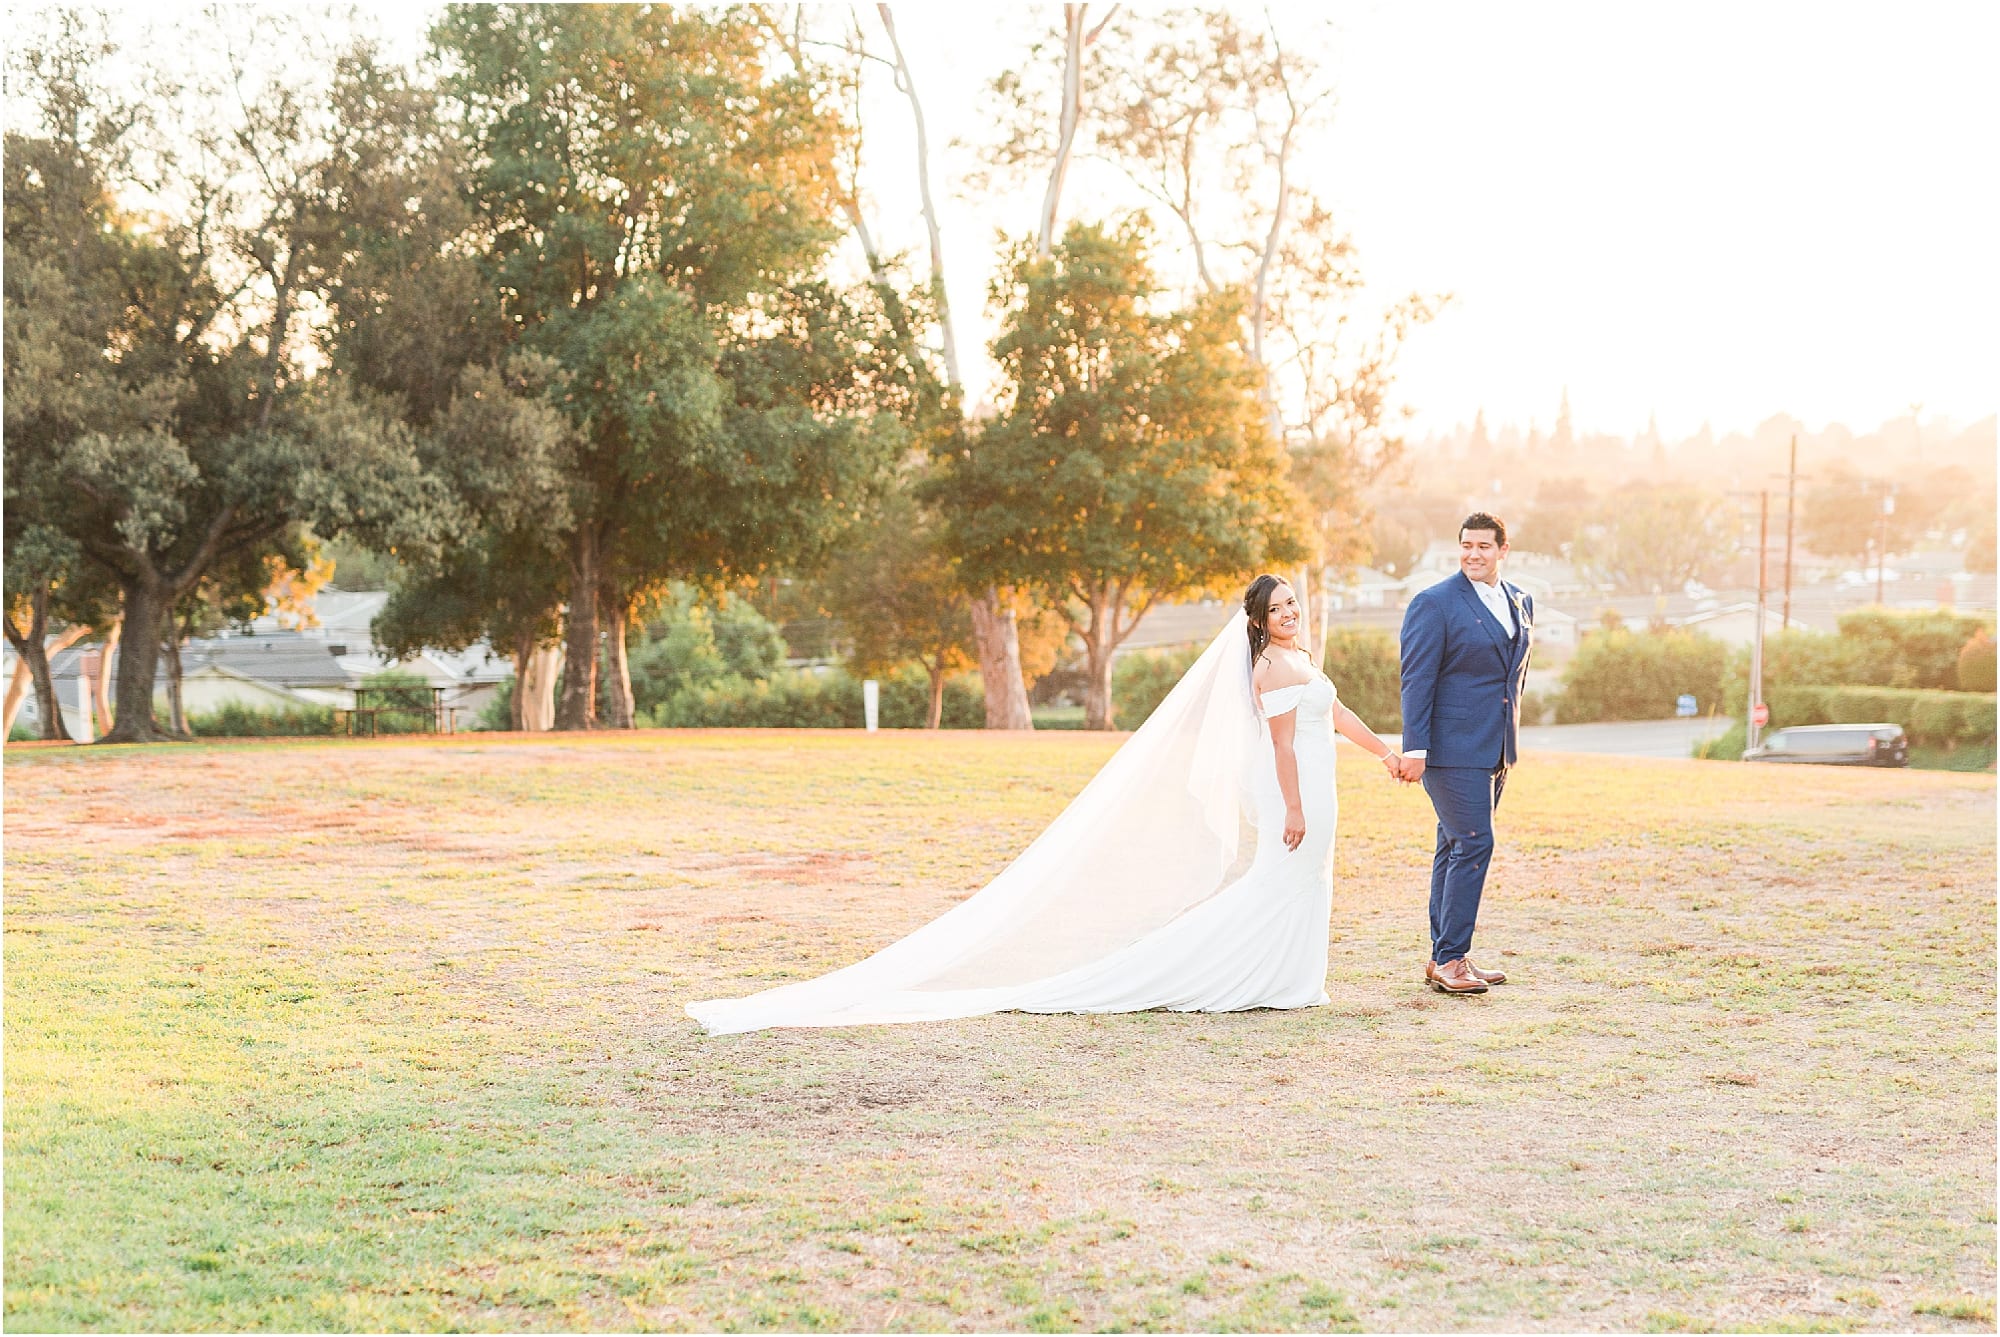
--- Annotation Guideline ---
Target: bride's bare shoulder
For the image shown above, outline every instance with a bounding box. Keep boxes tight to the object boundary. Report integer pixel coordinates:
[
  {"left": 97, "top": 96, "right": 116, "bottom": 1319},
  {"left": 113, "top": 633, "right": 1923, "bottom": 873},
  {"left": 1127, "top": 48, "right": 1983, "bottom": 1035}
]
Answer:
[{"left": 1252, "top": 650, "right": 1313, "bottom": 693}]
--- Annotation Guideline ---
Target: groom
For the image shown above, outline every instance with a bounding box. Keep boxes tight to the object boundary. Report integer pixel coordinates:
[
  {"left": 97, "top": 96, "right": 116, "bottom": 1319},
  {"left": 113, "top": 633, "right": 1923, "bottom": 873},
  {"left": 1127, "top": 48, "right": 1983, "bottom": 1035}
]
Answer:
[{"left": 1395, "top": 513, "right": 1534, "bottom": 995}]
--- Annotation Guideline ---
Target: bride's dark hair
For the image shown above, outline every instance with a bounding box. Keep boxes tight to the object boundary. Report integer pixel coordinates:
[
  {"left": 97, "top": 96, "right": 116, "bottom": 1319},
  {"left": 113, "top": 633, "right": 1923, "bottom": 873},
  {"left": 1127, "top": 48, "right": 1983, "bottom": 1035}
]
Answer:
[{"left": 1243, "top": 574, "right": 1286, "bottom": 660}]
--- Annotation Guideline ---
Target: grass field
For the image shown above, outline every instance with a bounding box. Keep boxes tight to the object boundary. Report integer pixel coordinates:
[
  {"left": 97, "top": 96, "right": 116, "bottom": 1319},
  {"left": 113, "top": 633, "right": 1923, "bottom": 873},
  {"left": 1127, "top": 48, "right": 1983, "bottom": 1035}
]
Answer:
[{"left": 5, "top": 731, "right": 1994, "bottom": 1332}]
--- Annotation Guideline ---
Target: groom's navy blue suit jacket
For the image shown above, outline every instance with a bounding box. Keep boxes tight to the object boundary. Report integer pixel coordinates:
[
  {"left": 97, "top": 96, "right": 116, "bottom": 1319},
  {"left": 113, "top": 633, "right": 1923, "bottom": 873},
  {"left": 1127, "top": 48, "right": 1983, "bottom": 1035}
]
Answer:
[{"left": 1398, "top": 571, "right": 1535, "bottom": 768}]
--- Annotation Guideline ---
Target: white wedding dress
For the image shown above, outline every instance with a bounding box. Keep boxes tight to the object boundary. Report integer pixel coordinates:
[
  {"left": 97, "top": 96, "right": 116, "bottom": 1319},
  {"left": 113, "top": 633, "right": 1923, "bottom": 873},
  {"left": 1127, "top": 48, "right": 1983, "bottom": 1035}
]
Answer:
[{"left": 687, "top": 612, "right": 1336, "bottom": 1034}]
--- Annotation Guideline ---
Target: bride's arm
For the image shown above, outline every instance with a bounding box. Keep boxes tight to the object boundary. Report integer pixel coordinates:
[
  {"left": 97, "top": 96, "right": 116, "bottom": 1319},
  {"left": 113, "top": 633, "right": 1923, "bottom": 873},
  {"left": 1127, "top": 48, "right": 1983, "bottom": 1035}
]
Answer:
[
  {"left": 1333, "top": 702, "right": 1404, "bottom": 776},
  {"left": 1267, "top": 708, "right": 1309, "bottom": 851},
  {"left": 1254, "top": 657, "right": 1309, "bottom": 850}
]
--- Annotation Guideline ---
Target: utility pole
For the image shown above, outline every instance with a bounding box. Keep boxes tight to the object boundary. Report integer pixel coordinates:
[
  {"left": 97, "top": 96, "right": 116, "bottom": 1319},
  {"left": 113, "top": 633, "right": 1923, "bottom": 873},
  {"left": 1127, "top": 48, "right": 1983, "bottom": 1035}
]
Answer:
[
  {"left": 1781, "top": 434, "right": 1799, "bottom": 629},
  {"left": 1875, "top": 486, "right": 1896, "bottom": 605},
  {"left": 1749, "top": 490, "right": 1770, "bottom": 755}
]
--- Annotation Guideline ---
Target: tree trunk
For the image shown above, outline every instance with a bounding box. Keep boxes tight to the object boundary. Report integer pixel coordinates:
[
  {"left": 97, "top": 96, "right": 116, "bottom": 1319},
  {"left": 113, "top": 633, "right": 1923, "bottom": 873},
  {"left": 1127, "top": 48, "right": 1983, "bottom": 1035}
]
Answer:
[
  {"left": 556, "top": 528, "right": 600, "bottom": 731},
  {"left": 520, "top": 642, "right": 561, "bottom": 731},
  {"left": 163, "top": 632, "right": 190, "bottom": 737},
  {"left": 509, "top": 630, "right": 534, "bottom": 731},
  {"left": 969, "top": 589, "right": 1034, "bottom": 729},
  {"left": 101, "top": 575, "right": 170, "bottom": 743},
  {"left": 601, "top": 592, "right": 635, "bottom": 729},
  {"left": 1081, "top": 589, "right": 1118, "bottom": 731},
  {"left": 1082, "top": 638, "right": 1117, "bottom": 730},
  {"left": 91, "top": 616, "right": 121, "bottom": 735},
  {"left": 925, "top": 660, "right": 946, "bottom": 729},
  {"left": 1293, "top": 564, "right": 1314, "bottom": 657},
  {"left": 1037, "top": 5, "right": 1088, "bottom": 258},
  {"left": 877, "top": 4, "right": 962, "bottom": 389},
  {"left": 2, "top": 588, "right": 78, "bottom": 742},
  {"left": 2, "top": 656, "right": 29, "bottom": 739}
]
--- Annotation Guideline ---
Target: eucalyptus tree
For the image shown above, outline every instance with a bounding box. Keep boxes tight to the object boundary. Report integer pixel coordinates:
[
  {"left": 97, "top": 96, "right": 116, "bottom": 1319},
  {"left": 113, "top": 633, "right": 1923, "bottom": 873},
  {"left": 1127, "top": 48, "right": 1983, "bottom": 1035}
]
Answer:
[{"left": 981, "top": 10, "right": 1442, "bottom": 603}]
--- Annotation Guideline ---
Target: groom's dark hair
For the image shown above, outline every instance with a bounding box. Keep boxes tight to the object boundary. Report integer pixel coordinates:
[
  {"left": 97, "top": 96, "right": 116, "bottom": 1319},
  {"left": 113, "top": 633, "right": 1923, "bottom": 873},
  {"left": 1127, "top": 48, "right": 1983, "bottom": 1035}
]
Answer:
[{"left": 1460, "top": 512, "right": 1507, "bottom": 546}]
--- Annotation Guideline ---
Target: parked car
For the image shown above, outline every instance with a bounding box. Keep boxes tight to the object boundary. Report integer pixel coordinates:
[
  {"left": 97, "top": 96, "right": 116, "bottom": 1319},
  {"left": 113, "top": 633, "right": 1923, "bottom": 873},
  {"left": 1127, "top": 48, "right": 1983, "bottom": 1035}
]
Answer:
[{"left": 1743, "top": 723, "right": 1909, "bottom": 767}]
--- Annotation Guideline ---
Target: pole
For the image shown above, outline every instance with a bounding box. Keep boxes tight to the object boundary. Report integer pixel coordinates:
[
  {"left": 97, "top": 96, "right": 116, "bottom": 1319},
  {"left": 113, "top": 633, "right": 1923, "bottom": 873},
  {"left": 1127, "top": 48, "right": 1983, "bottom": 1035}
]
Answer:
[
  {"left": 1875, "top": 489, "right": 1890, "bottom": 605},
  {"left": 1781, "top": 434, "right": 1798, "bottom": 629},
  {"left": 1749, "top": 490, "right": 1769, "bottom": 755}
]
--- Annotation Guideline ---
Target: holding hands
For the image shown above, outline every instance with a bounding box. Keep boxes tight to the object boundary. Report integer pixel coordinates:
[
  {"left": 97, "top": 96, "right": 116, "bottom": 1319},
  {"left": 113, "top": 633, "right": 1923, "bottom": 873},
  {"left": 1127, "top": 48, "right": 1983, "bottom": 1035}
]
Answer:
[{"left": 1380, "top": 752, "right": 1424, "bottom": 785}]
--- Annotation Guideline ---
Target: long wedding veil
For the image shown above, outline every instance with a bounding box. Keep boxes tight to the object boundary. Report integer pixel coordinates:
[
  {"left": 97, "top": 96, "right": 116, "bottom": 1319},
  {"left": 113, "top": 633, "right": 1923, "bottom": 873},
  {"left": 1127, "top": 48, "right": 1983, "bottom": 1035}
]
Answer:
[{"left": 686, "top": 609, "right": 1260, "bottom": 1034}]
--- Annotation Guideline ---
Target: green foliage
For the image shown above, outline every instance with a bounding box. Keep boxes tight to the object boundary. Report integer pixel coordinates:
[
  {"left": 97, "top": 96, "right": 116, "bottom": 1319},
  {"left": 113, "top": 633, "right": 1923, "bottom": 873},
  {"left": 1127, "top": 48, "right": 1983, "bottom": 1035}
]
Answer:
[
  {"left": 1323, "top": 629, "right": 1402, "bottom": 732},
  {"left": 477, "top": 678, "right": 515, "bottom": 733},
  {"left": 185, "top": 704, "right": 338, "bottom": 738},
  {"left": 5, "top": 17, "right": 445, "bottom": 740},
  {"left": 1558, "top": 630, "right": 1731, "bottom": 723},
  {"left": 646, "top": 667, "right": 983, "bottom": 729},
  {"left": 1765, "top": 685, "right": 1996, "bottom": 748},
  {"left": 355, "top": 670, "right": 435, "bottom": 735},
  {"left": 1692, "top": 720, "right": 1748, "bottom": 761},
  {"left": 820, "top": 483, "right": 973, "bottom": 689},
  {"left": 1111, "top": 647, "right": 1205, "bottom": 730},
  {"left": 1833, "top": 609, "right": 1993, "bottom": 690},
  {"left": 626, "top": 587, "right": 787, "bottom": 717},
  {"left": 930, "top": 220, "right": 1307, "bottom": 727},
  {"left": 1723, "top": 612, "right": 1999, "bottom": 715},
  {"left": 408, "top": 7, "right": 907, "bottom": 728},
  {"left": 1956, "top": 628, "right": 1997, "bottom": 693}
]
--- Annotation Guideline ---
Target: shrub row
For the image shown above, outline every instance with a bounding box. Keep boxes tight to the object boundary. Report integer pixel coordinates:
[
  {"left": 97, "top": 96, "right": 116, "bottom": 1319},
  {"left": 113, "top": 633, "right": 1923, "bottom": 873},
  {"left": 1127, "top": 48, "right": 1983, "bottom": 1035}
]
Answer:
[
  {"left": 1110, "top": 630, "right": 1407, "bottom": 733},
  {"left": 187, "top": 703, "right": 339, "bottom": 737},
  {"left": 1557, "top": 629, "right": 1730, "bottom": 723},
  {"left": 1110, "top": 647, "right": 1204, "bottom": 729},
  {"left": 644, "top": 666, "right": 986, "bottom": 729},
  {"left": 1765, "top": 685, "right": 1996, "bottom": 748},
  {"left": 1322, "top": 629, "right": 1402, "bottom": 732}
]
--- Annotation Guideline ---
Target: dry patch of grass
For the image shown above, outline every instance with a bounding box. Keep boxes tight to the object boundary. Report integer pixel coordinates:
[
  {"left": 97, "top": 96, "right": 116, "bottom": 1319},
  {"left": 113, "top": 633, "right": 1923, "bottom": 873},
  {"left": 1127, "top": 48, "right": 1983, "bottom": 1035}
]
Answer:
[{"left": 5, "top": 732, "right": 1994, "bottom": 1331}]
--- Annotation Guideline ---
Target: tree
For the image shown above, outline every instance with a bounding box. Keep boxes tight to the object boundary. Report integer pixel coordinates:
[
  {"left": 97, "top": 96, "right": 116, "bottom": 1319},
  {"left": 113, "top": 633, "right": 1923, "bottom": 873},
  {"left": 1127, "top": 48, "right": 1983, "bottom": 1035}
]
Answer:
[
  {"left": 822, "top": 487, "right": 975, "bottom": 729},
  {"left": 1571, "top": 487, "right": 1741, "bottom": 593},
  {"left": 935, "top": 222, "right": 1307, "bottom": 729},
  {"left": 1521, "top": 476, "right": 1597, "bottom": 554},
  {"left": 4, "top": 14, "right": 443, "bottom": 742},
  {"left": 429, "top": 6, "right": 901, "bottom": 731},
  {"left": 774, "top": 4, "right": 1043, "bottom": 729},
  {"left": 1801, "top": 466, "right": 1919, "bottom": 566},
  {"left": 981, "top": 10, "right": 1440, "bottom": 621}
]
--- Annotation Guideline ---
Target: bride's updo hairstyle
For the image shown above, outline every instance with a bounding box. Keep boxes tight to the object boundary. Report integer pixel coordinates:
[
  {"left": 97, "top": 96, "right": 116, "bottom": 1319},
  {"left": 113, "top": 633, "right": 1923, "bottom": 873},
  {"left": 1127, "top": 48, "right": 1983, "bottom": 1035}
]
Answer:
[{"left": 1243, "top": 574, "right": 1286, "bottom": 660}]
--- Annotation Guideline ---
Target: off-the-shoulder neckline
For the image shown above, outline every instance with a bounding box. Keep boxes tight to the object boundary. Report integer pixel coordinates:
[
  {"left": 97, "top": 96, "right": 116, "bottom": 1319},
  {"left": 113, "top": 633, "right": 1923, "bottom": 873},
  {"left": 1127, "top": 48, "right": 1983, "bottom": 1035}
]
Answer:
[{"left": 1257, "top": 668, "right": 1328, "bottom": 698}]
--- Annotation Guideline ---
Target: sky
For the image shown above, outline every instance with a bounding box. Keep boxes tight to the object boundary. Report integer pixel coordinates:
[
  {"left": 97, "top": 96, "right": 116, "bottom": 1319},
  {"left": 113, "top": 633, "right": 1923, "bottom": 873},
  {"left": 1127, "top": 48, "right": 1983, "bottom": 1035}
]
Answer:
[{"left": 81, "top": 1, "right": 2000, "bottom": 443}]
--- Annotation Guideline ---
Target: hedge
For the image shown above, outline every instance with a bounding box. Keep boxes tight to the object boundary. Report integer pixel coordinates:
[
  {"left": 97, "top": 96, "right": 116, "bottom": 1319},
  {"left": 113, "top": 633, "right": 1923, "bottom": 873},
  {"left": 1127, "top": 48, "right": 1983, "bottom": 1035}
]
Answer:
[
  {"left": 186, "top": 703, "right": 339, "bottom": 737},
  {"left": 1556, "top": 629, "right": 1730, "bottom": 723},
  {"left": 645, "top": 666, "right": 985, "bottom": 729},
  {"left": 1958, "top": 629, "right": 1997, "bottom": 693},
  {"left": 1323, "top": 629, "right": 1401, "bottom": 731},
  {"left": 1833, "top": 609, "right": 1995, "bottom": 690},
  {"left": 1765, "top": 685, "right": 1997, "bottom": 749}
]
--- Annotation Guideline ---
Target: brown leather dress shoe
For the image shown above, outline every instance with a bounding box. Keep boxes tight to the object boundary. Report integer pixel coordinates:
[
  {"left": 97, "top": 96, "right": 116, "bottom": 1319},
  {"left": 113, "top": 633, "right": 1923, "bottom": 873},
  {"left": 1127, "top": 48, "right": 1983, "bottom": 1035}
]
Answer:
[
  {"left": 1466, "top": 961, "right": 1507, "bottom": 985},
  {"left": 1424, "top": 959, "right": 1438, "bottom": 984},
  {"left": 1429, "top": 958, "right": 1489, "bottom": 994}
]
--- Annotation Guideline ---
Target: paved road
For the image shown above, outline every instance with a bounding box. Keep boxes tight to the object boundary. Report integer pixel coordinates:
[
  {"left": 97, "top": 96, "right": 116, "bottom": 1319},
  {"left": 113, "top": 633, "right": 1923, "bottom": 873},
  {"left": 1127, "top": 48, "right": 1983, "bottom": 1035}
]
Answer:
[{"left": 1368, "top": 717, "right": 1732, "bottom": 761}]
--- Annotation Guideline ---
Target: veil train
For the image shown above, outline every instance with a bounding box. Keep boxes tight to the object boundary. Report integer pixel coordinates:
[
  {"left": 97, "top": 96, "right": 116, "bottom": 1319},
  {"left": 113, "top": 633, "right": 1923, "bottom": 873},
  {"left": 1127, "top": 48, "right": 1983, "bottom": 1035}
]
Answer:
[{"left": 687, "top": 610, "right": 1264, "bottom": 1034}]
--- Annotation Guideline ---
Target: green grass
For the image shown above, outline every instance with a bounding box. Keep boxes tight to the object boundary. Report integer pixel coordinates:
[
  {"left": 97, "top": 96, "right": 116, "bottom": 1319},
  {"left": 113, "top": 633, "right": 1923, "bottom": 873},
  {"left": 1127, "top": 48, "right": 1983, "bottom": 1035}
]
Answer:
[{"left": 5, "top": 731, "right": 1994, "bottom": 1330}]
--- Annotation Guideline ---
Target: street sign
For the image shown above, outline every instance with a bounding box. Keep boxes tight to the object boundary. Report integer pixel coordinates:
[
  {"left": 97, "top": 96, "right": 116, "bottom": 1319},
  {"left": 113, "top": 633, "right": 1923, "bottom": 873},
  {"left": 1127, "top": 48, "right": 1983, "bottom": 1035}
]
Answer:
[
  {"left": 1676, "top": 694, "right": 1697, "bottom": 718},
  {"left": 1751, "top": 702, "right": 1769, "bottom": 727}
]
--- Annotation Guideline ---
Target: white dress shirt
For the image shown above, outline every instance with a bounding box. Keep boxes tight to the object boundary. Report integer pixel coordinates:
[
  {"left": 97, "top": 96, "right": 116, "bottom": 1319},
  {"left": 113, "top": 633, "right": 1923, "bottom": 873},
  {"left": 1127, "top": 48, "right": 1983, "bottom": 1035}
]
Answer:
[
  {"left": 1404, "top": 576, "right": 1515, "bottom": 762},
  {"left": 1475, "top": 576, "right": 1516, "bottom": 636}
]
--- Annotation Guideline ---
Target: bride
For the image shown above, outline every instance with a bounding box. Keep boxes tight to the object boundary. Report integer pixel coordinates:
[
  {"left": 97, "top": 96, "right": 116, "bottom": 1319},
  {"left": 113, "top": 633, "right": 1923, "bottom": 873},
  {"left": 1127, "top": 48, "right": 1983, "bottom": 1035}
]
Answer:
[{"left": 687, "top": 575, "right": 1405, "bottom": 1034}]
